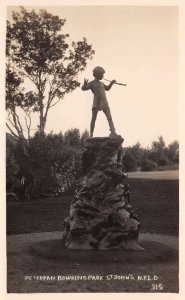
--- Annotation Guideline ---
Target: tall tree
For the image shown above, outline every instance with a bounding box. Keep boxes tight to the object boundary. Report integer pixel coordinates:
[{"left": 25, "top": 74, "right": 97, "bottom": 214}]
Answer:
[
  {"left": 166, "top": 140, "right": 179, "bottom": 164},
  {"left": 6, "top": 67, "right": 37, "bottom": 140},
  {"left": 64, "top": 128, "right": 81, "bottom": 148},
  {"left": 81, "top": 129, "right": 90, "bottom": 145},
  {"left": 151, "top": 136, "right": 166, "bottom": 153},
  {"left": 150, "top": 136, "right": 168, "bottom": 166},
  {"left": 6, "top": 6, "right": 95, "bottom": 138}
]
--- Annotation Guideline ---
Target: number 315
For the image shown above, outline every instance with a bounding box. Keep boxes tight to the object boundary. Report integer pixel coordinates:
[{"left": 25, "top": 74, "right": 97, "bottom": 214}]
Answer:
[{"left": 151, "top": 284, "right": 164, "bottom": 291}]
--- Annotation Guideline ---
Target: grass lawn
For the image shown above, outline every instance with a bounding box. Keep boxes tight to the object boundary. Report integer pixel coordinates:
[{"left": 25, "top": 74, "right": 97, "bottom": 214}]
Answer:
[{"left": 7, "top": 178, "right": 179, "bottom": 236}]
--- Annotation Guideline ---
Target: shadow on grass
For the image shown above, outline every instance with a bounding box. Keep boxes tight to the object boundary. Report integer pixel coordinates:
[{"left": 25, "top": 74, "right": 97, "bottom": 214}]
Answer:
[{"left": 30, "top": 239, "right": 178, "bottom": 265}]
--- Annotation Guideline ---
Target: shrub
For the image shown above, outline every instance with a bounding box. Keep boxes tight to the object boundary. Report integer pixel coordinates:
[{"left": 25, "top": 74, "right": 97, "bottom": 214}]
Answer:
[
  {"left": 122, "top": 150, "right": 138, "bottom": 172},
  {"left": 141, "top": 159, "right": 158, "bottom": 171},
  {"left": 7, "top": 131, "right": 82, "bottom": 199},
  {"left": 6, "top": 143, "right": 19, "bottom": 191}
]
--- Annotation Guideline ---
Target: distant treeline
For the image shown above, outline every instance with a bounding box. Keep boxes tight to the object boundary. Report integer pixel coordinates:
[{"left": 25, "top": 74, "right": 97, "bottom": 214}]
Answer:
[
  {"left": 122, "top": 136, "right": 179, "bottom": 172},
  {"left": 6, "top": 130, "right": 179, "bottom": 200}
]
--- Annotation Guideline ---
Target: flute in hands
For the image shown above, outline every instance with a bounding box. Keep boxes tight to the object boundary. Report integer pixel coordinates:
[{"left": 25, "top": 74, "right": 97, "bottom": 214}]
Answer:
[{"left": 103, "top": 78, "right": 127, "bottom": 86}]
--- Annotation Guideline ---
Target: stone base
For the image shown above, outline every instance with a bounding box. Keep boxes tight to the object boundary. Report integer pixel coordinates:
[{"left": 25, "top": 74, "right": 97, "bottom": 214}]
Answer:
[{"left": 62, "top": 136, "right": 143, "bottom": 250}]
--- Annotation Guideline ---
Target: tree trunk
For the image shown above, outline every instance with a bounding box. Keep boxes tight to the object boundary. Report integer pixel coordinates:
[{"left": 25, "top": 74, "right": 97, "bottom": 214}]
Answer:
[{"left": 38, "top": 89, "right": 45, "bottom": 133}]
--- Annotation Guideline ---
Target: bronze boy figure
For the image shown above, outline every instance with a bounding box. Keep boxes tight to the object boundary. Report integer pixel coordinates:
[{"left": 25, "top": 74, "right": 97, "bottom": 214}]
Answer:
[{"left": 81, "top": 66, "right": 117, "bottom": 137}]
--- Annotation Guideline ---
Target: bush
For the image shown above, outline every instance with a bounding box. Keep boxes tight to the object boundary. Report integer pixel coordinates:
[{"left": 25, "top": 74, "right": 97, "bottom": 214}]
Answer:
[
  {"left": 6, "top": 141, "right": 19, "bottom": 192},
  {"left": 141, "top": 159, "right": 158, "bottom": 171},
  {"left": 122, "top": 150, "right": 138, "bottom": 172},
  {"left": 6, "top": 132, "right": 178, "bottom": 200},
  {"left": 7, "top": 131, "right": 83, "bottom": 199}
]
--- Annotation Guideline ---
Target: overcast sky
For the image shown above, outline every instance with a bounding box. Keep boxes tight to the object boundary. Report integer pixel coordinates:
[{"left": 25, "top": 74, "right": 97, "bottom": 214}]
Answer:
[{"left": 7, "top": 5, "right": 179, "bottom": 147}]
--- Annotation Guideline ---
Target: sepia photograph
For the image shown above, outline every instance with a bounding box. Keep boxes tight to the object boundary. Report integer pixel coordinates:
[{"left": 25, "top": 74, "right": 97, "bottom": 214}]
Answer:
[{"left": 2, "top": 0, "right": 183, "bottom": 296}]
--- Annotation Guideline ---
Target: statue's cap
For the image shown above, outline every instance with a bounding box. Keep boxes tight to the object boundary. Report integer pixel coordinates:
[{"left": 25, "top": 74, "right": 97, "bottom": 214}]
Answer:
[{"left": 93, "top": 66, "right": 105, "bottom": 76}]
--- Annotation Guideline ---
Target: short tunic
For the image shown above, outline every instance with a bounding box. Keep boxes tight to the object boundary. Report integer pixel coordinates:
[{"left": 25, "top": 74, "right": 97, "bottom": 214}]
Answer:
[{"left": 82, "top": 79, "right": 110, "bottom": 111}]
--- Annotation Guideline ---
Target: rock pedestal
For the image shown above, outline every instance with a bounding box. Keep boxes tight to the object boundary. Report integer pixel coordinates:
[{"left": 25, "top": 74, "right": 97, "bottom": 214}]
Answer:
[{"left": 62, "top": 135, "right": 144, "bottom": 250}]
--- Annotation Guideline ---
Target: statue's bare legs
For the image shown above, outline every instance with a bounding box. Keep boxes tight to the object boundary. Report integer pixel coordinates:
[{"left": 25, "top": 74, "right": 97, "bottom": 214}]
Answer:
[
  {"left": 90, "top": 107, "right": 116, "bottom": 137},
  {"left": 90, "top": 109, "right": 98, "bottom": 137},
  {"left": 103, "top": 106, "right": 116, "bottom": 136}
]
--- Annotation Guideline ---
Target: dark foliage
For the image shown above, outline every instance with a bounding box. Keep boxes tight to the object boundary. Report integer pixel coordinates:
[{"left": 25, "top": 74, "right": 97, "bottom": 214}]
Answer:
[
  {"left": 141, "top": 159, "right": 158, "bottom": 171},
  {"left": 6, "top": 133, "right": 179, "bottom": 199},
  {"left": 6, "top": 129, "right": 89, "bottom": 199},
  {"left": 123, "top": 136, "right": 179, "bottom": 172}
]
